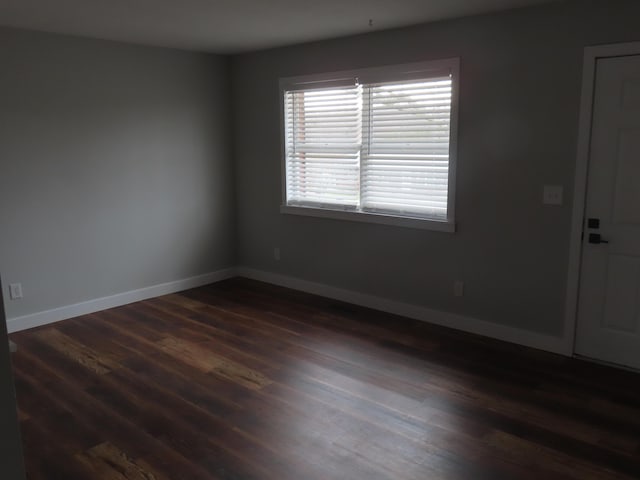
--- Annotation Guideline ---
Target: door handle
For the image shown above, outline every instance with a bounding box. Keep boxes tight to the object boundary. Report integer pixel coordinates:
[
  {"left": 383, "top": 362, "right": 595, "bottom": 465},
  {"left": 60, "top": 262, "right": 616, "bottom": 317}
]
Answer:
[{"left": 588, "top": 233, "right": 609, "bottom": 244}]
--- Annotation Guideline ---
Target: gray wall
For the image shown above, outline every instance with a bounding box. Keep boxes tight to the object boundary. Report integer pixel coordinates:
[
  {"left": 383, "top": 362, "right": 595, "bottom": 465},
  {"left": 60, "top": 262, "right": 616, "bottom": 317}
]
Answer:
[
  {"left": 0, "top": 281, "right": 25, "bottom": 480},
  {"left": 231, "top": 0, "right": 640, "bottom": 337},
  {"left": 0, "top": 27, "right": 235, "bottom": 320}
]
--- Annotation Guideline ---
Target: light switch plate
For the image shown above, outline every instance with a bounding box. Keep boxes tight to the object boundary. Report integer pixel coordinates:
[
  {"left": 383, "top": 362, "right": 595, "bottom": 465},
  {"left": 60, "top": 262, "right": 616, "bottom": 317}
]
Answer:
[
  {"left": 9, "top": 283, "right": 23, "bottom": 300},
  {"left": 543, "top": 185, "right": 563, "bottom": 205}
]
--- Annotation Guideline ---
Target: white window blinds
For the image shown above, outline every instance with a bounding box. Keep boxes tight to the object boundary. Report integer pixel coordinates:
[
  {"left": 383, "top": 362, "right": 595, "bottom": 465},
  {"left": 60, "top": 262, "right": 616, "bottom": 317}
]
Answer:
[
  {"left": 362, "top": 77, "right": 452, "bottom": 220},
  {"left": 284, "top": 85, "right": 362, "bottom": 209},
  {"left": 283, "top": 61, "right": 456, "bottom": 223}
]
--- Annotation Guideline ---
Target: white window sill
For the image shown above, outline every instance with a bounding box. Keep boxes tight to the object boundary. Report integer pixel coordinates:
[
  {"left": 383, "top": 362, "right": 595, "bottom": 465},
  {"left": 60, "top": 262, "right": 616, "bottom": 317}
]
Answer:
[{"left": 280, "top": 205, "right": 456, "bottom": 232}]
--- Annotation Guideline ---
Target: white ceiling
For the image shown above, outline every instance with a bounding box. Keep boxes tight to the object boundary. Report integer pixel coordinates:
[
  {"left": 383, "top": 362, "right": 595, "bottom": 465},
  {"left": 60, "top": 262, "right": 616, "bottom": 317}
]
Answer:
[{"left": 0, "top": 0, "right": 563, "bottom": 54}]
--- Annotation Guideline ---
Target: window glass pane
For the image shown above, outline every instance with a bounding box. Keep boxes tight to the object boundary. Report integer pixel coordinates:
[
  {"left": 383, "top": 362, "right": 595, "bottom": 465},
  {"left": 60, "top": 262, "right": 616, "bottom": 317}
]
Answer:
[
  {"left": 285, "top": 86, "right": 362, "bottom": 208},
  {"left": 362, "top": 78, "right": 452, "bottom": 219}
]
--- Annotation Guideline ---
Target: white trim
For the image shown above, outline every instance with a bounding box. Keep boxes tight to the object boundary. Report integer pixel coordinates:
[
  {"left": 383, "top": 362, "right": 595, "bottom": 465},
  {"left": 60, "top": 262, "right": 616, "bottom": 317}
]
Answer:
[
  {"left": 7, "top": 264, "right": 567, "bottom": 354},
  {"left": 564, "top": 41, "right": 640, "bottom": 357},
  {"left": 237, "top": 267, "right": 566, "bottom": 355},
  {"left": 280, "top": 205, "right": 456, "bottom": 232},
  {"left": 7, "top": 260, "right": 567, "bottom": 355},
  {"left": 447, "top": 58, "right": 460, "bottom": 226},
  {"left": 6, "top": 268, "right": 236, "bottom": 333},
  {"left": 279, "top": 59, "right": 457, "bottom": 91}
]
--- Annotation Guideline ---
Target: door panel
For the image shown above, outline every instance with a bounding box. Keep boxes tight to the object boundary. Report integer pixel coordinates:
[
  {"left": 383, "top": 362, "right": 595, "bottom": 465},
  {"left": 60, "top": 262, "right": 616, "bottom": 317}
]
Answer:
[
  {"left": 575, "top": 54, "right": 640, "bottom": 370},
  {"left": 613, "top": 129, "right": 640, "bottom": 224},
  {"left": 621, "top": 78, "right": 640, "bottom": 108},
  {"left": 602, "top": 255, "right": 640, "bottom": 333}
]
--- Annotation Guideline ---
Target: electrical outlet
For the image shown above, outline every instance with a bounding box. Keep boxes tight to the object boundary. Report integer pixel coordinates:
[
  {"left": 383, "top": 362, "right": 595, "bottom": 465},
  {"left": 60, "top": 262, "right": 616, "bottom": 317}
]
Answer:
[
  {"left": 274, "top": 247, "right": 281, "bottom": 261},
  {"left": 454, "top": 281, "right": 464, "bottom": 297},
  {"left": 9, "top": 283, "right": 23, "bottom": 300}
]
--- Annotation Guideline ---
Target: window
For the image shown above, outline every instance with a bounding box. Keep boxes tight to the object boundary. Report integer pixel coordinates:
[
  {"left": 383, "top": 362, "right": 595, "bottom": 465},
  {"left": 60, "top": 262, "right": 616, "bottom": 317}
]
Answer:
[{"left": 280, "top": 59, "right": 459, "bottom": 232}]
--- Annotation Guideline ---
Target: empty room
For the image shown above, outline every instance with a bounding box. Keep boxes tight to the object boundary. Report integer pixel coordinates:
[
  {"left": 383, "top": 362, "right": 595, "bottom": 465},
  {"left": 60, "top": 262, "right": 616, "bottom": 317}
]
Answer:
[{"left": 1, "top": 0, "right": 640, "bottom": 478}]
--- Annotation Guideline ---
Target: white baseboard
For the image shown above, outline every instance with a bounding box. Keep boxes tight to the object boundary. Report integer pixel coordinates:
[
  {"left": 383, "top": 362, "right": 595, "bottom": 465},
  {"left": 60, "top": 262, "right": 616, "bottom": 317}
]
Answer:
[
  {"left": 6, "top": 268, "right": 236, "bottom": 334},
  {"left": 7, "top": 264, "right": 569, "bottom": 356},
  {"left": 236, "top": 267, "right": 569, "bottom": 356}
]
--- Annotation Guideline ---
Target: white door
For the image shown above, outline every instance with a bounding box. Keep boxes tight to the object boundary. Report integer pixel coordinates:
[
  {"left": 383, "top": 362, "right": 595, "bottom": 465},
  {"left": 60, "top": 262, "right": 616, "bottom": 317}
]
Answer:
[{"left": 575, "top": 54, "right": 640, "bottom": 370}]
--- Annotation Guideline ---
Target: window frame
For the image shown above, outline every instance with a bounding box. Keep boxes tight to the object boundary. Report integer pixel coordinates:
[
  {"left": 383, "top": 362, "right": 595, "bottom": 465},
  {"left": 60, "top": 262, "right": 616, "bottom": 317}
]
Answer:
[{"left": 279, "top": 58, "right": 460, "bottom": 232}]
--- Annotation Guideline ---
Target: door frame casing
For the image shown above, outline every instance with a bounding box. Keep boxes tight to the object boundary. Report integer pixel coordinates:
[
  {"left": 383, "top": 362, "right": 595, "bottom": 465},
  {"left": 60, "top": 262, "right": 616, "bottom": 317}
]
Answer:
[{"left": 564, "top": 41, "right": 640, "bottom": 356}]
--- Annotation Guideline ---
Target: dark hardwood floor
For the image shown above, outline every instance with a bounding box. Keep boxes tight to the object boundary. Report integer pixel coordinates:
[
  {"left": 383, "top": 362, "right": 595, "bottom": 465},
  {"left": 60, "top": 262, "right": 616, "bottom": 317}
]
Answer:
[{"left": 9, "top": 277, "right": 640, "bottom": 479}]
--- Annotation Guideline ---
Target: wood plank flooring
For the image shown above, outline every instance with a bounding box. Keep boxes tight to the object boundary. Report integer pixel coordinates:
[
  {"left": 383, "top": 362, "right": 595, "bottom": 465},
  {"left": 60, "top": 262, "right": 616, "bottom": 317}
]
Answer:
[{"left": 9, "top": 277, "right": 640, "bottom": 479}]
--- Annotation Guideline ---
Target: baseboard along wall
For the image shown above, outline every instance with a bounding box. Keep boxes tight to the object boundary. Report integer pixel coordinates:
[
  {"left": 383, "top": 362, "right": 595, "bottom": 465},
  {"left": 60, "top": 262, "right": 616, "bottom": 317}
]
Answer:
[
  {"left": 6, "top": 269, "right": 236, "bottom": 334},
  {"left": 236, "top": 267, "right": 568, "bottom": 356},
  {"left": 6, "top": 265, "right": 569, "bottom": 356}
]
